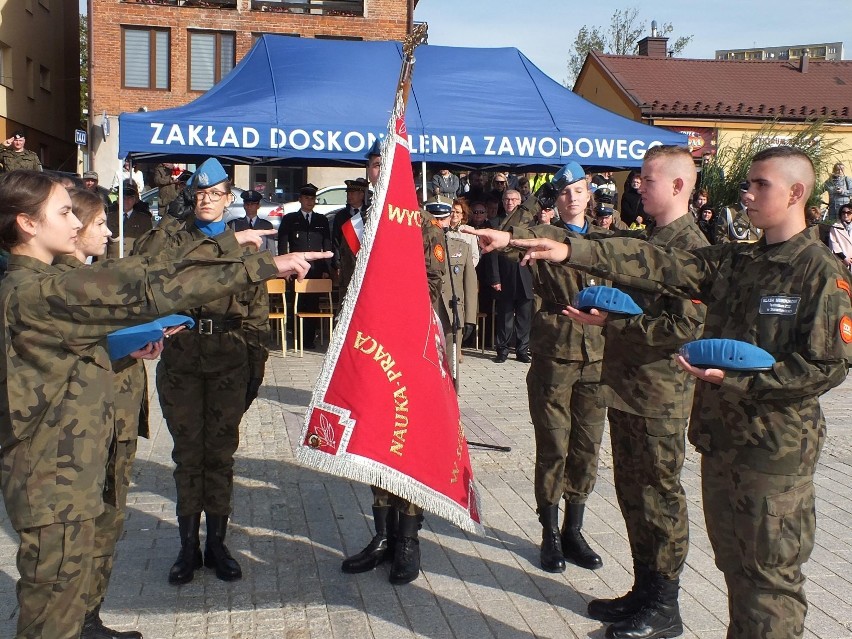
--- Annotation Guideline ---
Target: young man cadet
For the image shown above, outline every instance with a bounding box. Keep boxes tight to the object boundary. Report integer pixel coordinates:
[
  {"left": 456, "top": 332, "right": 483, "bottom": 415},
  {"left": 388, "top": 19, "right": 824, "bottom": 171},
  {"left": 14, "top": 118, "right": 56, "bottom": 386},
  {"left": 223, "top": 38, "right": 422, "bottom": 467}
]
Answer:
[{"left": 480, "top": 146, "right": 852, "bottom": 639}]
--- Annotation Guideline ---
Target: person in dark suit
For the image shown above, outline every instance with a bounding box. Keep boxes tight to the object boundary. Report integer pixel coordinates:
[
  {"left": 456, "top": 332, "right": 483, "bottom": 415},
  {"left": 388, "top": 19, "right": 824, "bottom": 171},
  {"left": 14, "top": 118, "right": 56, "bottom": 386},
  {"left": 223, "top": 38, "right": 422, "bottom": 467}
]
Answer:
[
  {"left": 106, "top": 180, "right": 153, "bottom": 258},
  {"left": 331, "top": 177, "right": 369, "bottom": 290},
  {"left": 490, "top": 189, "right": 534, "bottom": 363},
  {"left": 230, "top": 190, "right": 275, "bottom": 252},
  {"left": 278, "top": 183, "right": 332, "bottom": 348}
]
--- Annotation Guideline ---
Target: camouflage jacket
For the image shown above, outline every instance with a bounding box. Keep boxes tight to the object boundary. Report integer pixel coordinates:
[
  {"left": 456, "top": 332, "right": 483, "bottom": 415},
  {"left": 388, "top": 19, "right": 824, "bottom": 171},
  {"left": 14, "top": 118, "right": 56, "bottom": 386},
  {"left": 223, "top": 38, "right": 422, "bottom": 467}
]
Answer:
[
  {"left": 53, "top": 256, "right": 149, "bottom": 443},
  {"left": 133, "top": 221, "right": 270, "bottom": 378},
  {"left": 0, "top": 148, "right": 42, "bottom": 173},
  {"left": 588, "top": 214, "right": 708, "bottom": 419},
  {"left": 566, "top": 225, "right": 852, "bottom": 474},
  {"left": 512, "top": 218, "right": 606, "bottom": 364},
  {"left": 0, "top": 235, "right": 277, "bottom": 530}
]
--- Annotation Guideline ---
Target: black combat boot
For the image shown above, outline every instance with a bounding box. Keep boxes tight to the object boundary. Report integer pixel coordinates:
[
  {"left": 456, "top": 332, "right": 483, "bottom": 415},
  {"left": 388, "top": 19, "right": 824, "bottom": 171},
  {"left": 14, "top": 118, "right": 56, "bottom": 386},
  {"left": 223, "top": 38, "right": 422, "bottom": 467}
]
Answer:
[
  {"left": 388, "top": 512, "right": 421, "bottom": 584},
  {"left": 605, "top": 573, "right": 683, "bottom": 639},
  {"left": 588, "top": 564, "right": 651, "bottom": 622},
  {"left": 80, "top": 604, "right": 143, "bottom": 639},
  {"left": 204, "top": 513, "right": 243, "bottom": 581},
  {"left": 538, "top": 504, "right": 566, "bottom": 573},
  {"left": 168, "top": 513, "right": 202, "bottom": 585},
  {"left": 561, "top": 502, "right": 603, "bottom": 570},
  {"left": 342, "top": 506, "right": 397, "bottom": 573}
]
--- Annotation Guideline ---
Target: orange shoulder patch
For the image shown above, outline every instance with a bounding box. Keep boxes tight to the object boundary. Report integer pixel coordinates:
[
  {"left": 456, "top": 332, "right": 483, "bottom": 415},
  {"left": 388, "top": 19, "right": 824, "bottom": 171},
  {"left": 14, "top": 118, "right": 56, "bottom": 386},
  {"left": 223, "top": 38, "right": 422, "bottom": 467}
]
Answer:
[
  {"left": 433, "top": 244, "right": 445, "bottom": 263},
  {"left": 837, "top": 278, "right": 852, "bottom": 299},
  {"left": 840, "top": 316, "right": 852, "bottom": 344}
]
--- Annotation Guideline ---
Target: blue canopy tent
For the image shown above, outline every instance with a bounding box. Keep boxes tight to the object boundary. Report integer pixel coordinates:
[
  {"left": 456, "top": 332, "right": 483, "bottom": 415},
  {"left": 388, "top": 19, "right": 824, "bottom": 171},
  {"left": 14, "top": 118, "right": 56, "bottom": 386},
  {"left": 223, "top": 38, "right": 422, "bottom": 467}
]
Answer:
[{"left": 118, "top": 37, "right": 685, "bottom": 170}]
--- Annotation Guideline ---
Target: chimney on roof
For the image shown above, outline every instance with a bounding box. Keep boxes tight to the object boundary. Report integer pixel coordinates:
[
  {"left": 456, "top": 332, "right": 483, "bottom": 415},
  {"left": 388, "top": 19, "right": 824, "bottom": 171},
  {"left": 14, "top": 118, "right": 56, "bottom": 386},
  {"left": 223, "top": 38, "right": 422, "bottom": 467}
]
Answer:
[
  {"left": 638, "top": 21, "right": 669, "bottom": 58},
  {"left": 799, "top": 49, "right": 809, "bottom": 73}
]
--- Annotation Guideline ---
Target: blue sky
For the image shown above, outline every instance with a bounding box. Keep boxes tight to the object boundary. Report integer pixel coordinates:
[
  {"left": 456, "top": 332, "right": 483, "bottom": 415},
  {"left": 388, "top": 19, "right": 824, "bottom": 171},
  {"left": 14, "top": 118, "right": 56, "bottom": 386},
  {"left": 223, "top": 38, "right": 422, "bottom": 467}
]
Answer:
[
  {"left": 80, "top": 0, "right": 849, "bottom": 85},
  {"left": 414, "top": 0, "right": 850, "bottom": 84}
]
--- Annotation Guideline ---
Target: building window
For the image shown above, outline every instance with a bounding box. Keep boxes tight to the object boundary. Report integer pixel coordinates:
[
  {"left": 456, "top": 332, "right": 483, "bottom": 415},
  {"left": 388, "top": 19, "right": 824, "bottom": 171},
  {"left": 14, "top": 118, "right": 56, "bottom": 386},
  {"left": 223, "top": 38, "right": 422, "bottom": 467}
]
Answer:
[
  {"left": 252, "top": 32, "right": 301, "bottom": 44},
  {"left": 0, "top": 42, "right": 11, "bottom": 88},
  {"left": 26, "top": 57, "right": 34, "bottom": 99},
  {"left": 189, "top": 31, "right": 235, "bottom": 92},
  {"left": 39, "top": 65, "right": 50, "bottom": 91},
  {"left": 315, "top": 35, "right": 363, "bottom": 41},
  {"left": 122, "top": 27, "right": 170, "bottom": 90}
]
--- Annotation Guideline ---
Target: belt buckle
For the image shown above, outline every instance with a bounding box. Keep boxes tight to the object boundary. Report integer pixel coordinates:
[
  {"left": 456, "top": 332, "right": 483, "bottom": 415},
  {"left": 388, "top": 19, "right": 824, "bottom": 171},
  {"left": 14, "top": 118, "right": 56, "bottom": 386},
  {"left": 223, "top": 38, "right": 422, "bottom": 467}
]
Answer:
[{"left": 199, "top": 319, "right": 213, "bottom": 335}]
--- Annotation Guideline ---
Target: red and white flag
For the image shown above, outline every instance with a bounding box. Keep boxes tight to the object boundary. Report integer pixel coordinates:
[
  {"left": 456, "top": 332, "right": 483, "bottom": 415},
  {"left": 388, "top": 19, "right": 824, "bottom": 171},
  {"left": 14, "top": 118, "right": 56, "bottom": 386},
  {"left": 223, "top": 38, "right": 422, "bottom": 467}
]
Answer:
[
  {"left": 341, "top": 211, "right": 364, "bottom": 255},
  {"left": 297, "top": 99, "right": 482, "bottom": 533}
]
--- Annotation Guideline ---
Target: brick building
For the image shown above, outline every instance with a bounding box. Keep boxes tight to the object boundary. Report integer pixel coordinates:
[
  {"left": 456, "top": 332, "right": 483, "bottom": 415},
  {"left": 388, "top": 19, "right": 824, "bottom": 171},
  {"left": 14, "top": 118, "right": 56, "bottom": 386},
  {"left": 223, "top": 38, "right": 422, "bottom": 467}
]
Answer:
[
  {"left": 88, "top": 0, "right": 418, "bottom": 190},
  {"left": 0, "top": 0, "right": 79, "bottom": 172}
]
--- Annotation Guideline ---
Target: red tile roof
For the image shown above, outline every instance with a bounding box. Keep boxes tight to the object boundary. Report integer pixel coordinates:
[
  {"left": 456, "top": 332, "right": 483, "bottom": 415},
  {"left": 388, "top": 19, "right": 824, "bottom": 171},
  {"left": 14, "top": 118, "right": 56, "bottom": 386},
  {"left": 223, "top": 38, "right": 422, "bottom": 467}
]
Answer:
[{"left": 588, "top": 52, "right": 852, "bottom": 121}]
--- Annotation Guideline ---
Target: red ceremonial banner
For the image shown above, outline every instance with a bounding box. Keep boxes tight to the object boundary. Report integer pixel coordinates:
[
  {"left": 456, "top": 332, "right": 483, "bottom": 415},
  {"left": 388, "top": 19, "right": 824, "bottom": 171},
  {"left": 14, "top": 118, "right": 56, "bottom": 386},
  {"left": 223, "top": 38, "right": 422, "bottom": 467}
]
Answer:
[{"left": 296, "top": 100, "right": 483, "bottom": 534}]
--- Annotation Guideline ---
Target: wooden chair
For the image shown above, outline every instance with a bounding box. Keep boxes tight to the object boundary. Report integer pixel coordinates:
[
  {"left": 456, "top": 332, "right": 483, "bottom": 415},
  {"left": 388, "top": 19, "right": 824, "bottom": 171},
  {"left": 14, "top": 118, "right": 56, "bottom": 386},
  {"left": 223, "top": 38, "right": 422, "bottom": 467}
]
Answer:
[
  {"left": 475, "top": 311, "right": 488, "bottom": 353},
  {"left": 266, "top": 278, "right": 288, "bottom": 356},
  {"left": 294, "top": 279, "right": 334, "bottom": 357}
]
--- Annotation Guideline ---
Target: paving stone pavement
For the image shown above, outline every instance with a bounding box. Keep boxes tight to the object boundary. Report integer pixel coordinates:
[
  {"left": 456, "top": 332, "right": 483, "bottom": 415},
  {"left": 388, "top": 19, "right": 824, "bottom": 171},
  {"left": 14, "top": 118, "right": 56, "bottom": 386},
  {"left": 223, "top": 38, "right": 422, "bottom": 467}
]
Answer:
[{"left": 1, "top": 346, "right": 851, "bottom": 638}]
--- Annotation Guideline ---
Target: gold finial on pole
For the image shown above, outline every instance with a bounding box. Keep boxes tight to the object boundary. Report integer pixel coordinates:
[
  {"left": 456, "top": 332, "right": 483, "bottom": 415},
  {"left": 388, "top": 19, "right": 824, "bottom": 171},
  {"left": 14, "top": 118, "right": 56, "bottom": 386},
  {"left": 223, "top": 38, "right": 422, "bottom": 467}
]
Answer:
[{"left": 397, "top": 23, "right": 428, "bottom": 108}]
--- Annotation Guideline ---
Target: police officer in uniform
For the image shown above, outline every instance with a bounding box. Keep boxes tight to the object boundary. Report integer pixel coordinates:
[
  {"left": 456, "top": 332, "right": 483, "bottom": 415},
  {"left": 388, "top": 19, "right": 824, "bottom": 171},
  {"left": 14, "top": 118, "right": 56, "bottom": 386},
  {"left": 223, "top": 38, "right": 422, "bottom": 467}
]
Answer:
[
  {"left": 230, "top": 189, "right": 275, "bottom": 252},
  {"left": 495, "top": 146, "right": 852, "bottom": 639},
  {"left": 426, "top": 197, "right": 477, "bottom": 381},
  {"left": 340, "top": 141, "right": 445, "bottom": 585},
  {"left": 133, "top": 158, "right": 272, "bottom": 585},
  {"left": 0, "top": 129, "right": 42, "bottom": 173}
]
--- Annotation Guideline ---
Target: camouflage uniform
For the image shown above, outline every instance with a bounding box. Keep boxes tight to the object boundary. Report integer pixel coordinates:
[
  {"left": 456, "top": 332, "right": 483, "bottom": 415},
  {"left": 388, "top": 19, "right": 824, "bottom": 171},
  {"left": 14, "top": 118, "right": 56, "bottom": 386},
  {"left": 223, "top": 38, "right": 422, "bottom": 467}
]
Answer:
[
  {"left": 52, "top": 255, "right": 150, "bottom": 615},
  {"left": 0, "top": 236, "right": 277, "bottom": 639},
  {"left": 564, "top": 225, "right": 852, "bottom": 638},
  {"left": 0, "top": 147, "right": 42, "bottom": 173},
  {"left": 588, "top": 214, "right": 707, "bottom": 580},
  {"left": 133, "top": 222, "right": 269, "bottom": 518}
]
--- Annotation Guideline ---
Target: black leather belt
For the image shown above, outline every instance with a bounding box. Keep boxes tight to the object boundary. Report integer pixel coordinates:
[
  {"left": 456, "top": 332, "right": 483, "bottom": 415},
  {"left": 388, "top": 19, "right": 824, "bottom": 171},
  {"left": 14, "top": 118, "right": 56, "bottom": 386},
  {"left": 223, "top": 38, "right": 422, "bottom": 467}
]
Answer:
[
  {"left": 543, "top": 301, "right": 569, "bottom": 314},
  {"left": 197, "top": 317, "right": 242, "bottom": 335}
]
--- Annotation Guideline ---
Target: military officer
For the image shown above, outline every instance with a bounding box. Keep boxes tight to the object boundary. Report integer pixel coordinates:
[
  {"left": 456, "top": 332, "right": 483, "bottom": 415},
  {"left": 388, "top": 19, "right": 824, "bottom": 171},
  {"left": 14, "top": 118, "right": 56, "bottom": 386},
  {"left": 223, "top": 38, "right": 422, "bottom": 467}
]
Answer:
[
  {"left": 133, "top": 159, "right": 272, "bottom": 586},
  {"left": 715, "top": 186, "right": 762, "bottom": 244},
  {"left": 497, "top": 146, "right": 852, "bottom": 639},
  {"left": 425, "top": 197, "right": 477, "bottom": 380},
  {"left": 0, "top": 169, "right": 324, "bottom": 639},
  {"left": 0, "top": 129, "right": 42, "bottom": 173},
  {"left": 278, "top": 183, "right": 332, "bottom": 348},
  {"left": 230, "top": 189, "right": 275, "bottom": 252},
  {"left": 340, "top": 141, "right": 445, "bottom": 585},
  {"left": 106, "top": 180, "right": 154, "bottom": 258},
  {"left": 330, "top": 177, "right": 369, "bottom": 291}
]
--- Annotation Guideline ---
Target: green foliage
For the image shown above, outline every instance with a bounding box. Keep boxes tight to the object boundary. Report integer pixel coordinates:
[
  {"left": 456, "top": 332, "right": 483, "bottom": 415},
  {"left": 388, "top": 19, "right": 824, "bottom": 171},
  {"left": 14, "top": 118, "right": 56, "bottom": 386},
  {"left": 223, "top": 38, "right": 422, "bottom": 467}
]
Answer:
[
  {"left": 699, "top": 119, "right": 847, "bottom": 209},
  {"left": 565, "top": 7, "right": 693, "bottom": 86}
]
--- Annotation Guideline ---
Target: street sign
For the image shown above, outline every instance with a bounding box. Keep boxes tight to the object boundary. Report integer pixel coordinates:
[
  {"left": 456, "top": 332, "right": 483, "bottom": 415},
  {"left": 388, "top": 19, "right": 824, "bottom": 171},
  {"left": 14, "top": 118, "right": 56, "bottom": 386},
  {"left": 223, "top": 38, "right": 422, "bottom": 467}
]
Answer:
[{"left": 75, "top": 129, "right": 87, "bottom": 146}]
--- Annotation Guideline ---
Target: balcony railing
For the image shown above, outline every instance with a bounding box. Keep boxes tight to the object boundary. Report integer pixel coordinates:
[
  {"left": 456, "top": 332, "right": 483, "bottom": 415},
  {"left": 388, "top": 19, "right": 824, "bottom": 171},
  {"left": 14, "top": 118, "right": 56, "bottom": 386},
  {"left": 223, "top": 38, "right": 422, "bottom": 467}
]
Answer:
[
  {"left": 251, "top": 0, "right": 364, "bottom": 16},
  {"left": 122, "top": 0, "right": 237, "bottom": 8}
]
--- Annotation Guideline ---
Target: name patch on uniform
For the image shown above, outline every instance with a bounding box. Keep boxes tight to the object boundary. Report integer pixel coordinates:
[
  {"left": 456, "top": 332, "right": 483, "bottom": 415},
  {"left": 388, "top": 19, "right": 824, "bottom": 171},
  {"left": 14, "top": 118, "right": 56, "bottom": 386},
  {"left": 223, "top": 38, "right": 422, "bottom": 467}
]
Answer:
[
  {"left": 837, "top": 279, "right": 852, "bottom": 299},
  {"left": 840, "top": 316, "right": 852, "bottom": 344},
  {"left": 759, "top": 295, "right": 800, "bottom": 315}
]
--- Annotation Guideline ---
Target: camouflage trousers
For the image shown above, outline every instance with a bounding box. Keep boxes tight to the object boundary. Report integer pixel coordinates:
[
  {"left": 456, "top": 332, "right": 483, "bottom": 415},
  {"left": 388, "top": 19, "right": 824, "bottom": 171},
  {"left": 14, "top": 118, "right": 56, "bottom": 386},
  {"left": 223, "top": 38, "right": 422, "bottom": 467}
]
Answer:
[
  {"left": 528, "top": 357, "right": 605, "bottom": 508},
  {"left": 158, "top": 362, "right": 248, "bottom": 517},
  {"left": 15, "top": 519, "right": 95, "bottom": 639},
  {"left": 86, "top": 438, "right": 137, "bottom": 612},
  {"left": 371, "top": 486, "right": 422, "bottom": 516},
  {"left": 702, "top": 456, "right": 814, "bottom": 639},
  {"left": 609, "top": 408, "right": 689, "bottom": 579}
]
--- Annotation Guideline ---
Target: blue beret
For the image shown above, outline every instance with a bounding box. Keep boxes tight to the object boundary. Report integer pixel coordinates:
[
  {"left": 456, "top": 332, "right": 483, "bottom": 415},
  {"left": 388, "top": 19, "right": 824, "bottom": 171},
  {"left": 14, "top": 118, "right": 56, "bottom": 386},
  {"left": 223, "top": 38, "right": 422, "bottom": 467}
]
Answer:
[
  {"left": 365, "top": 139, "right": 382, "bottom": 159},
  {"left": 107, "top": 314, "right": 195, "bottom": 360},
  {"left": 573, "top": 286, "right": 642, "bottom": 315},
  {"left": 551, "top": 161, "right": 586, "bottom": 191},
  {"left": 680, "top": 339, "right": 775, "bottom": 371},
  {"left": 189, "top": 158, "right": 228, "bottom": 189}
]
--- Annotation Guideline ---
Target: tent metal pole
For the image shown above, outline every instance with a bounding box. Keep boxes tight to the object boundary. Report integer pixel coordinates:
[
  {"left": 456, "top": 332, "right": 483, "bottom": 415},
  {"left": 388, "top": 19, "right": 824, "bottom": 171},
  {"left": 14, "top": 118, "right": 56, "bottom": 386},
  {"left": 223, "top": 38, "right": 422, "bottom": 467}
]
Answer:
[
  {"left": 421, "top": 160, "right": 426, "bottom": 204},
  {"left": 118, "top": 157, "right": 125, "bottom": 258}
]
